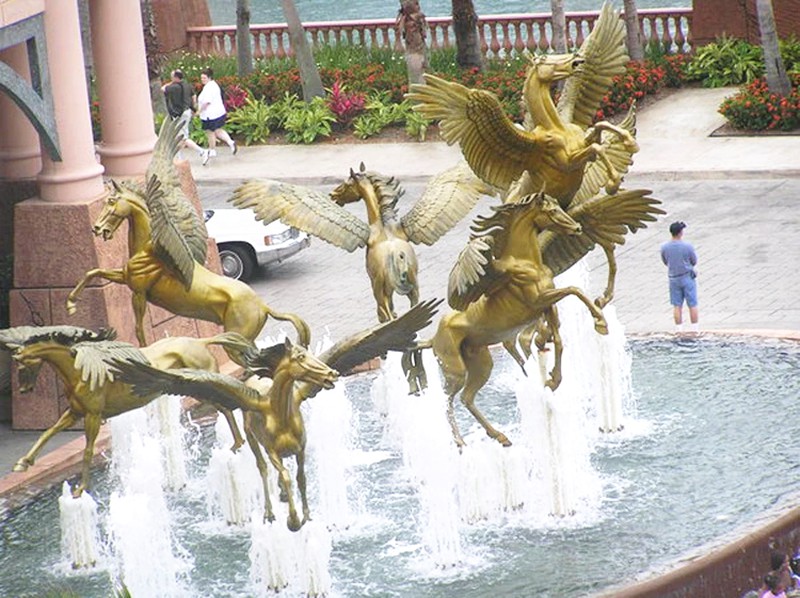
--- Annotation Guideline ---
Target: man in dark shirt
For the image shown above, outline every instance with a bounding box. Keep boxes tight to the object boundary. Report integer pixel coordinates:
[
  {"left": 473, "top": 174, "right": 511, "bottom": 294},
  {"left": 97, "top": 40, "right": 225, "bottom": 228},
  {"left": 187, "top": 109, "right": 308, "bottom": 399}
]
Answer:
[
  {"left": 161, "top": 69, "right": 204, "bottom": 157},
  {"left": 660, "top": 221, "right": 698, "bottom": 332}
]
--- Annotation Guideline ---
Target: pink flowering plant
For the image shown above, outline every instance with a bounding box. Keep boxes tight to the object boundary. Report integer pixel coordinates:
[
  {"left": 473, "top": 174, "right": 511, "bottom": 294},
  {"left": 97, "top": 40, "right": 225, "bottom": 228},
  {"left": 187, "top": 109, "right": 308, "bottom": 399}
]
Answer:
[
  {"left": 326, "top": 81, "right": 366, "bottom": 126},
  {"left": 719, "top": 75, "right": 800, "bottom": 131}
]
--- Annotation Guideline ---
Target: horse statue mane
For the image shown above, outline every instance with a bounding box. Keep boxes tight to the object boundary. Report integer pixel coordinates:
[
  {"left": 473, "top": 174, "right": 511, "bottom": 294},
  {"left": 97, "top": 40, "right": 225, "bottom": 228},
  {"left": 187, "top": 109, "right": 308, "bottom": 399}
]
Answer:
[
  {"left": 246, "top": 340, "right": 291, "bottom": 378},
  {"left": 2, "top": 325, "right": 117, "bottom": 349},
  {"left": 365, "top": 170, "right": 405, "bottom": 224},
  {"left": 469, "top": 192, "right": 541, "bottom": 256}
]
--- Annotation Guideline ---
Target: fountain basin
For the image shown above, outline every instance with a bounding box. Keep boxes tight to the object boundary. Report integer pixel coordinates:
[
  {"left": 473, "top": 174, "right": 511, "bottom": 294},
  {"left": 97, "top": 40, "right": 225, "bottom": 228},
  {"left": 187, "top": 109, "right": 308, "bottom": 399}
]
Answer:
[{"left": 1, "top": 336, "right": 799, "bottom": 597}]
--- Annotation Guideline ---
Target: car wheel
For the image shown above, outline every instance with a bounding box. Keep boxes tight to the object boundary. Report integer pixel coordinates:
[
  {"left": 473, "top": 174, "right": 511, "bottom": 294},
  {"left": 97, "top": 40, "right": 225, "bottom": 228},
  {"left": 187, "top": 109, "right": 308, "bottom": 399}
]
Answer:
[{"left": 218, "top": 245, "right": 255, "bottom": 281}]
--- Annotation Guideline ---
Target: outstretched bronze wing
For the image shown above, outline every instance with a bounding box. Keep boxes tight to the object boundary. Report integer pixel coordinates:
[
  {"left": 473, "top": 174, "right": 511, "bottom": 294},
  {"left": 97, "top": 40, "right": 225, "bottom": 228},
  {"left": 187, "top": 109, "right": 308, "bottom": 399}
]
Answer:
[
  {"left": 230, "top": 180, "right": 370, "bottom": 252},
  {"left": 400, "top": 163, "right": 493, "bottom": 246},
  {"left": 294, "top": 298, "right": 442, "bottom": 400},
  {"left": 407, "top": 74, "right": 541, "bottom": 191},
  {"left": 144, "top": 115, "right": 209, "bottom": 288},
  {"left": 111, "top": 360, "right": 263, "bottom": 412},
  {"left": 0, "top": 326, "right": 114, "bottom": 351},
  {"left": 447, "top": 236, "right": 508, "bottom": 310},
  {"left": 540, "top": 189, "right": 665, "bottom": 278},
  {"left": 557, "top": 1, "right": 629, "bottom": 129},
  {"left": 71, "top": 340, "right": 149, "bottom": 392}
]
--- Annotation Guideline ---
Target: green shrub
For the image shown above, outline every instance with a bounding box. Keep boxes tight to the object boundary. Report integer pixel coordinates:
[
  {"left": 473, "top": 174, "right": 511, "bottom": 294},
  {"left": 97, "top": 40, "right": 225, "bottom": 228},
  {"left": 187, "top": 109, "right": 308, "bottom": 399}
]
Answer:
[
  {"left": 719, "top": 74, "right": 800, "bottom": 131},
  {"left": 226, "top": 97, "right": 274, "bottom": 145},
  {"left": 283, "top": 97, "right": 336, "bottom": 144},
  {"left": 779, "top": 36, "right": 800, "bottom": 73},
  {"left": 686, "top": 36, "right": 764, "bottom": 87}
]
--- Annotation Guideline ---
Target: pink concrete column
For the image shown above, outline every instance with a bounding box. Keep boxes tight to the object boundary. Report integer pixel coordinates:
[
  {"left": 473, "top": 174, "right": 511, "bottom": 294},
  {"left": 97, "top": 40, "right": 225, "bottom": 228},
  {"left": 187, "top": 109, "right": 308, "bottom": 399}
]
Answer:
[
  {"left": 37, "top": 0, "right": 105, "bottom": 203},
  {"left": 0, "top": 43, "right": 42, "bottom": 179},
  {"left": 89, "top": 0, "right": 156, "bottom": 177}
]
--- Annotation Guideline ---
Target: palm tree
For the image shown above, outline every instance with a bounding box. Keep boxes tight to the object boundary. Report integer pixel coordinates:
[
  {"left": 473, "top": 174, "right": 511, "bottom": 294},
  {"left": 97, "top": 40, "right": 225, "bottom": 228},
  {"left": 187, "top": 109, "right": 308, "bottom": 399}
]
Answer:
[
  {"left": 397, "top": 0, "right": 428, "bottom": 85},
  {"left": 280, "top": 0, "right": 325, "bottom": 100},
  {"left": 550, "top": 0, "right": 566, "bottom": 53},
  {"left": 622, "top": 0, "right": 644, "bottom": 61},
  {"left": 756, "top": 0, "right": 791, "bottom": 96},
  {"left": 236, "top": 0, "right": 254, "bottom": 76},
  {"left": 452, "top": 0, "right": 482, "bottom": 69}
]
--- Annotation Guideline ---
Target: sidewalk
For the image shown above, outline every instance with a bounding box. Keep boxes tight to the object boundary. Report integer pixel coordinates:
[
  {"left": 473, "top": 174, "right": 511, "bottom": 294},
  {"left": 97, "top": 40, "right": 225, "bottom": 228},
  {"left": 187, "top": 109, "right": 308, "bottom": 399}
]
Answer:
[{"left": 2, "top": 86, "right": 800, "bottom": 498}]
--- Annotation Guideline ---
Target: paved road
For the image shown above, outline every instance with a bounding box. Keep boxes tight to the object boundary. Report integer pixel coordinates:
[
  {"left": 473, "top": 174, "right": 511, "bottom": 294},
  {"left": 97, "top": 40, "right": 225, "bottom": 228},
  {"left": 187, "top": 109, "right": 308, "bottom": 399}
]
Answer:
[{"left": 197, "top": 176, "right": 800, "bottom": 343}]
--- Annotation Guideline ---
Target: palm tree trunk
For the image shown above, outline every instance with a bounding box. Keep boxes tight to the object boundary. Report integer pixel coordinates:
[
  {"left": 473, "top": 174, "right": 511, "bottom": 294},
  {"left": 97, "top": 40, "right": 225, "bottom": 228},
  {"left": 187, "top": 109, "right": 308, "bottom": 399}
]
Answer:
[
  {"left": 452, "top": 0, "right": 482, "bottom": 70},
  {"left": 756, "top": 0, "right": 791, "bottom": 96},
  {"left": 550, "top": 0, "right": 566, "bottom": 53},
  {"left": 622, "top": 0, "right": 644, "bottom": 62},
  {"left": 397, "top": 0, "right": 428, "bottom": 85},
  {"left": 236, "top": 0, "right": 253, "bottom": 77},
  {"left": 280, "top": 0, "right": 325, "bottom": 101}
]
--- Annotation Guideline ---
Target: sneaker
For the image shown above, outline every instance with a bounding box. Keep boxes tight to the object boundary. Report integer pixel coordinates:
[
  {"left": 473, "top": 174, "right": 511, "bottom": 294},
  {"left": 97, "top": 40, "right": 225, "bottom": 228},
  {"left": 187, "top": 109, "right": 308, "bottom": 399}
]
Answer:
[
  {"left": 210, "top": 149, "right": 218, "bottom": 157},
  {"left": 231, "top": 142, "right": 238, "bottom": 156},
  {"left": 201, "top": 150, "right": 210, "bottom": 166}
]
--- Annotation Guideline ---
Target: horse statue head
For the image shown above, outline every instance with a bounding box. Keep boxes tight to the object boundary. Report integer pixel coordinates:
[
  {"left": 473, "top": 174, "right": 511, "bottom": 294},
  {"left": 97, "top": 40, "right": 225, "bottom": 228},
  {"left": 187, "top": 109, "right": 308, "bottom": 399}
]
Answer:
[
  {"left": 523, "top": 49, "right": 585, "bottom": 86},
  {"left": 92, "top": 180, "right": 148, "bottom": 241},
  {"left": 526, "top": 191, "right": 582, "bottom": 235},
  {"left": 252, "top": 337, "right": 338, "bottom": 392},
  {"left": 330, "top": 163, "right": 405, "bottom": 226}
]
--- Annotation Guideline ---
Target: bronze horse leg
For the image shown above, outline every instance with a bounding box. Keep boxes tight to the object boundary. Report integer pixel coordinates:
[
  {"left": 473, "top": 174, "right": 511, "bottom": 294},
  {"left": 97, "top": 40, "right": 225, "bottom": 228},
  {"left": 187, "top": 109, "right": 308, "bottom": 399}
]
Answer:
[
  {"left": 13, "top": 409, "right": 79, "bottom": 472},
  {"left": 542, "top": 307, "right": 564, "bottom": 391},
  {"left": 538, "top": 286, "right": 609, "bottom": 335},
  {"left": 131, "top": 291, "right": 149, "bottom": 346},
  {"left": 66, "top": 267, "right": 127, "bottom": 316},
  {"left": 295, "top": 451, "right": 310, "bottom": 526},
  {"left": 244, "top": 419, "right": 275, "bottom": 523},
  {"left": 460, "top": 345, "right": 511, "bottom": 447},
  {"left": 265, "top": 447, "right": 302, "bottom": 532},
  {"left": 594, "top": 244, "right": 617, "bottom": 309},
  {"left": 73, "top": 412, "right": 102, "bottom": 498}
]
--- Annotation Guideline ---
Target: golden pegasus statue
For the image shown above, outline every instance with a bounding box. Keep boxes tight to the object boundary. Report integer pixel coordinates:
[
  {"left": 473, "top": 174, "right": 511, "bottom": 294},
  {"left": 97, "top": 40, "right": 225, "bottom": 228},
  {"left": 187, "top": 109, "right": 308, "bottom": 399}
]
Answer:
[
  {"left": 66, "top": 115, "right": 310, "bottom": 348},
  {"left": 231, "top": 162, "right": 490, "bottom": 323},
  {"left": 112, "top": 298, "right": 441, "bottom": 531},
  {"left": 408, "top": 2, "right": 662, "bottom": 308},
  {"left": 0, "top": 325, "right": 256, "bottom": 497}
]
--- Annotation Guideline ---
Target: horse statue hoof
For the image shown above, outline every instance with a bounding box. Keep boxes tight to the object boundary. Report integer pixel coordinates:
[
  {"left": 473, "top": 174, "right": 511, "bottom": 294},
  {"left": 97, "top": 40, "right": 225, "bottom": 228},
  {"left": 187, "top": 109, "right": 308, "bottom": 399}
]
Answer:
[
  {"left": 65, "top": 301, "right": 77, "bottom": 316},
  {"left": 594, "top": 320, "right": 609, "bottom": 335},
  {"left": 496, "top": 433, "right": 512, "bottom": 447},
  {"left": 287, "top": 514, "right": 302, "bottom": 532},
  {"left": 12, "top": 459, "right": 30, "bottom": 472}
]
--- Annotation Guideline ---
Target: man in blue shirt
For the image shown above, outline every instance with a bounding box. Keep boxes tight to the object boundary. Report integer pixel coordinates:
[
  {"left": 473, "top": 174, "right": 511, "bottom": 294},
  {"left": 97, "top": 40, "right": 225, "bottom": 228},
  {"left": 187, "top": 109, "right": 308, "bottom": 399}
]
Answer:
[{"left": 660, "top": 221, "right": 698, "bottom": 331}]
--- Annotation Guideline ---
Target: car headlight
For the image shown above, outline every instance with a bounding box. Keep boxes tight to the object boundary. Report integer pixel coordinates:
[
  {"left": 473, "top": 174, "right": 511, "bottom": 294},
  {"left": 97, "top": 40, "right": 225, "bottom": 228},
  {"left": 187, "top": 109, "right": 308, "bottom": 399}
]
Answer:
[{"left": 204, "top": 209, "right": 214, "bottom": 223}]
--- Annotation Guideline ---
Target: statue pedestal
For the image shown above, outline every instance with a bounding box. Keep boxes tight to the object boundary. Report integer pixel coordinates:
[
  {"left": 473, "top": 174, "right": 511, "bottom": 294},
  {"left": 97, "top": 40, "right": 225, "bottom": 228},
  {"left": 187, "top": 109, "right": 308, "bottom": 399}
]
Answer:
[{"left": 9, "top": 161, "right": 224, "bottom": 430}]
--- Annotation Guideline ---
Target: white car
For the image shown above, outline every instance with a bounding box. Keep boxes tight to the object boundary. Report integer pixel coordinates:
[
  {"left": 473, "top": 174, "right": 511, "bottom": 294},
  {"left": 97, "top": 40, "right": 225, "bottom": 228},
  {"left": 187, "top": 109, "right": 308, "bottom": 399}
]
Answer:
[{"left": 203, "top": 208, "right": 310, "bottom": 281}]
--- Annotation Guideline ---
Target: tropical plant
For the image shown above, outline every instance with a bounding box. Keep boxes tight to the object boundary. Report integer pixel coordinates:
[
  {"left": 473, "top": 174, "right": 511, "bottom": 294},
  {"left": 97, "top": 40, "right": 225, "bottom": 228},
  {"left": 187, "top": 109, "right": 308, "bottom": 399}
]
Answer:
[
  {"left": 326, "top": 81, "right": 366, "bottom": 126},
  {"left": 352, "top": 92, "right": 407, "bottom": 138},
  {"left": 226, "top": 97, "right": 274, "bottom": 144},
  {"left": 719, "top": 74, "right": 800, "bottom": 131},
  {"left": 685, "top": 36, "right": 764, "bottom": 87},
  {"left": 283, "top": 97, "right": 336, "bottom": 143},
  {"left": 404, "top": 109, "right": 430, "bottom": 141}
]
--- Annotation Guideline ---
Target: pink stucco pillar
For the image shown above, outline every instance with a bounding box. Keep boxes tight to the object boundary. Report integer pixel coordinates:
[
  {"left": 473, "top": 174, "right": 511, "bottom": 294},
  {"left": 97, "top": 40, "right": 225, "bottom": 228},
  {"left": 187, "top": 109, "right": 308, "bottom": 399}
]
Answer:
[
  {"left": 89, "top": 0, "right": 156, "bottom": 177},
  {"left": 0, "top": 43, "right": 42, "bottom": 180},
  {"left": 36, "top": 0, "right": 105, "bottom": 203}
]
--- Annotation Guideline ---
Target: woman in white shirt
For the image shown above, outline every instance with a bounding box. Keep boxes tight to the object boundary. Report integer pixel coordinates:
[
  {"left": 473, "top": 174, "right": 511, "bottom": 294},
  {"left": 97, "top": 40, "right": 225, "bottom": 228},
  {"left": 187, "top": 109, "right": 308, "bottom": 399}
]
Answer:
[{"left": 197, "top": 68, "right": 237, "bottom": 165}]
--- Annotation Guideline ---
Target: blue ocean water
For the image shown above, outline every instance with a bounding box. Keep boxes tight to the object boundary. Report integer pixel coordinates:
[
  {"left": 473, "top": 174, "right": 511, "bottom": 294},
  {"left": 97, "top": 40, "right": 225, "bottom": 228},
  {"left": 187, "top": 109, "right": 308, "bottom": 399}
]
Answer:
[{"left": 208, "top": 0, "right": 689, "bottom": 25}]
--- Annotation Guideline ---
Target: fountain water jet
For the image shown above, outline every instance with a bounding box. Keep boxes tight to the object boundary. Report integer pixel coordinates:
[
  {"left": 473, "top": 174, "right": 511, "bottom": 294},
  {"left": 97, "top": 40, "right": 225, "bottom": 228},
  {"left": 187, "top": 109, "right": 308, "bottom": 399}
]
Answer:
[{"left": 58, "top": 482, "right": 100, "bottom": 569}]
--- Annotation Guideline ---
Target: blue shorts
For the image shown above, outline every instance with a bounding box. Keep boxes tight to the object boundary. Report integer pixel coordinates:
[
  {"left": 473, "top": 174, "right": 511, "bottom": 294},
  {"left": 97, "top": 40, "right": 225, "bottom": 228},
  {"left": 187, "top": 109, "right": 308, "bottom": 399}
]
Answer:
[
  {"left": 201, "top": 114, "right": 226, "bottom": 131},
  {"left": 669, "top": 274, "right": 697, "bottom": 307}
]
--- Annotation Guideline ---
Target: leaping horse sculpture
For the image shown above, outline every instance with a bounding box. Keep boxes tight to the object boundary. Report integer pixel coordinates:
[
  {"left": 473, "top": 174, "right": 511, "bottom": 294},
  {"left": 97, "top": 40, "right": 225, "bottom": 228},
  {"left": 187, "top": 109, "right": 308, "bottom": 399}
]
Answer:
[
  {"left": 66, "top": 115, "right": 309, "bottom": 348},
  {"left": 0, "top": 325, "right": 256, "bottom": 497},
  {"left": 231, "top": 162, "right": 489, "bottom": 324},
  {"left": 113, "top": 299, "right": 441, "bottom": 531}
]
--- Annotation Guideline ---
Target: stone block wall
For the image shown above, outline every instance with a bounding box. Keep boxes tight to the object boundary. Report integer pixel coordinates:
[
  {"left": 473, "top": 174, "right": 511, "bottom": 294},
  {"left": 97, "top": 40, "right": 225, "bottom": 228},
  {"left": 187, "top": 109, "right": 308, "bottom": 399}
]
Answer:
[{"left": 692, "top": 0, "right": 800, "bottom": 47}]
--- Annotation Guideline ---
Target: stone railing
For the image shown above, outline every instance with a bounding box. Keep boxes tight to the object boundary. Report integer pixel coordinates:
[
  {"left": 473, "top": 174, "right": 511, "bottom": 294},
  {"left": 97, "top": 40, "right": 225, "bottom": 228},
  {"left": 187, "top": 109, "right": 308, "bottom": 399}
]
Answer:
[{"left": 186, "top": 8, "right": 693, "bottom": 60}]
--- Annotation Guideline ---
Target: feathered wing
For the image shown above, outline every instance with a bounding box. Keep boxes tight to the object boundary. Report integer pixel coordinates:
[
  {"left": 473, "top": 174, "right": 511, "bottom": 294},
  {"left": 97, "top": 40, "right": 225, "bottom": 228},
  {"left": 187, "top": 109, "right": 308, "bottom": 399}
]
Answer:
[
  {"left": 571, "top": 106, "right": 637, "bottom": 204},
  {"left": 400, "top": 163, "right": 494, "bottom": 246},
  {"left": 557, "top": 1, "right": 629, "bottom": 129},
  {"left": 0, "top": 326, "right": 109, "bottom": 351},
  {"left": 447, "top": 236, "right": 508, "bottom": 310},
  {"left": 111, "top": 359, "right": 263, "bottom": 412},
  {"left": 407, "top": 74, "right": 540, "bottom": 190},
  {"left": 230, "top": 180, "right": 370, "bottom": 252},
  {"left": 540, "top": 189, "right": 665, "bottom": 278},
  {"left": 144, "top": 115, "right": 209, "bottom": 288},
  {"left": 72, "top": 340, "right": 149, "bottom": 392},
  {"left": 318, "top": 298, "right": 442, "bottom": 375}
]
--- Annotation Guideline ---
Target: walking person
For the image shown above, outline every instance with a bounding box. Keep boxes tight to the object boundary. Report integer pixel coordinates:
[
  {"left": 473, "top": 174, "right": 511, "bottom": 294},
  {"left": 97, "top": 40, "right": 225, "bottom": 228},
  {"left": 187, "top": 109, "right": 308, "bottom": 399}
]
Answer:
[
  {"left": 197, "top": 68, "right": 237, "bottom": 166},
  {"left": 161, "top": 69, "right": 205, "bottom": 159},
  {"left": 660, "top": 221, "right": 698, "bottom": 332}
]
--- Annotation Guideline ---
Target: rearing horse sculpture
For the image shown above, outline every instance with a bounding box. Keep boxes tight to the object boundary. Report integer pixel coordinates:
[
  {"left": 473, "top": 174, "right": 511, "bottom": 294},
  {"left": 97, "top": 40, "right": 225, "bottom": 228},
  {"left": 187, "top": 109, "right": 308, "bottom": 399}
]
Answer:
[
  {"left": 408, "top": 2, "right": 661, "bottom": 308},
  {"left": 0, "top": 325, "right": 255, "bottom": 497},
  {"left": 66, "top": 116, "right": 309, "bottom": 347},
  {"left": 428, "top": 192, "right": 609, "bottom": 448},
  {"left": 230, "top": 162, "right": 490, "bottom": 323},
  {"left": 113, "top": 299, "right": 441, "bottom": 531}
]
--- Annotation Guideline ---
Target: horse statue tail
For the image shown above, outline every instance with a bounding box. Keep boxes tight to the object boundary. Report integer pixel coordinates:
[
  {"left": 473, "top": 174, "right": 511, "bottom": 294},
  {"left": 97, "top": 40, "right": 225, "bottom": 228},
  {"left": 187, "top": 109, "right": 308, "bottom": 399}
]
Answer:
[
  {"left": 387, "top": 245, "right": 418, "bottom": 296},
  {"left": 262, "top": 307, "right": 312, "bottom": 348},
  {"left": 203, "top": 331, "right": 260, "bottom": 368}
]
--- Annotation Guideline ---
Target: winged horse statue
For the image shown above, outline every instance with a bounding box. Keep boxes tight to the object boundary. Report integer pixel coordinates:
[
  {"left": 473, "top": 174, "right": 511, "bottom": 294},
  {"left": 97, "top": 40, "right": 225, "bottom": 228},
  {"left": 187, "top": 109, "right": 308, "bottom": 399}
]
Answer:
[
  {"left": 408, "top": 2, "right": 662, "bottom": 309},
  {"left": 66, "top": 115, "right": 310, "bottom": 348}
]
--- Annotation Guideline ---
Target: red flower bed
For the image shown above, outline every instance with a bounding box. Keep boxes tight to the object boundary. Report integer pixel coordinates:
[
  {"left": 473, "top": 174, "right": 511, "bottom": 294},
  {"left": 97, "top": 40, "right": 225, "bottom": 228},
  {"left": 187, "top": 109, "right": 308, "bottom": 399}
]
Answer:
[{"left": 719, "top": 74, "right": 800, "bottom": 131}]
